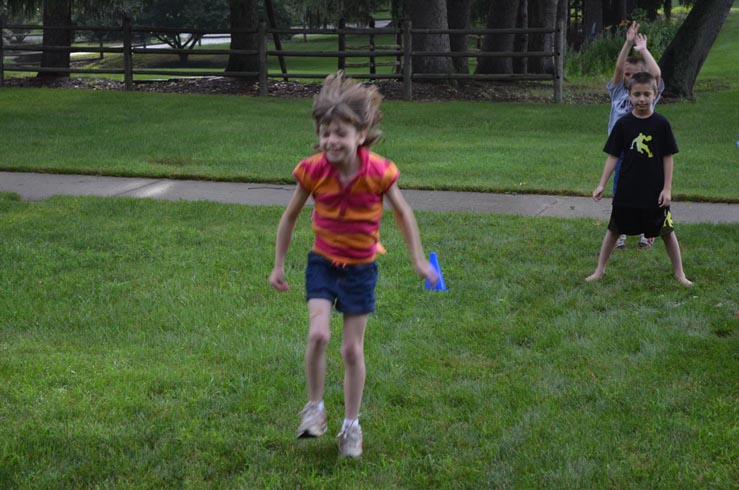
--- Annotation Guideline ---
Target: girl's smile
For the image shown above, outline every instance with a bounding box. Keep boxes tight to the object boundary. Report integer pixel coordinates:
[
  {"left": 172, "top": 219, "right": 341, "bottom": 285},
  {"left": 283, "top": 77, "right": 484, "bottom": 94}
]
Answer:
[{"left": 318, "top": 119, "right": 366, "bottom": 169}]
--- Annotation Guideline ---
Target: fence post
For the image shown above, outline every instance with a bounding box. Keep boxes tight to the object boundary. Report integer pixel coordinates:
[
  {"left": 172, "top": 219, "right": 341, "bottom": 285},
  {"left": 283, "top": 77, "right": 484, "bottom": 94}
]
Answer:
[
  {"left": 338, "top": 18, "right": 346, "bottom": 71},
  {"left": 554, "top": 21, "right": 565, "bottom": 103},
  {"left": 122, "top": 14, "right": 133, "bottom": 91},
  {"left": 368, "top": 17, "right": 376, "bottom": 75},
  {"left": 0, "top": 14, "right": 5, "bottom": 87},
  {"left": 402, "top": 19, "right": 412, "bottom": 101},
  {"left": 258, "top": 22, "right": 268, "bottom": 96}
]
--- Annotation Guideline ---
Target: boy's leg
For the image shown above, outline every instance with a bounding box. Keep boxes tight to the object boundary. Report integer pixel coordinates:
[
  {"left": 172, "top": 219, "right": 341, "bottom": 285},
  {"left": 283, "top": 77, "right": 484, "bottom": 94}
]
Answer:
[
  {"left": 612, "top": 154, "right": 626, "bottom": 249},
  {"left": 661, "top": 232, "right": 693, "bottom": 286},
  {"left": 341, "top": 313, "right": 369, "bottom": 420},
  {"left": 586, "top": 229, "right": 619, "bottom": 281},
  {"left": 306, "top": 298, "right": 333, "bottom": 402}
]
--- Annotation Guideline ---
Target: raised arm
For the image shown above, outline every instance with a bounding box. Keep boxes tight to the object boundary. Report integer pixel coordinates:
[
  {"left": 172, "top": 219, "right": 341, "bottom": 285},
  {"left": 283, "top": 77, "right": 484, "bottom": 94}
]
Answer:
[
  {"left": 269, "top": 185, "right": 310, "bottom": 291},
  {"left": 612, "top": 22, "right": 639, "bottom": 86},
  {"left": 633, "top": 33, "right": 661, "bottom": 86},
  {"left": 384, "top": 183, "right": 437, "bottom": 285}
]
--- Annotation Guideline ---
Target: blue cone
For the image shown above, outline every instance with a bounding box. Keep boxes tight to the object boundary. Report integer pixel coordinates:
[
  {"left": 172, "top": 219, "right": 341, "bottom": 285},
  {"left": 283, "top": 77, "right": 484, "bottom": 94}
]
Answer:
[{"left": 425, "top": 251, "right": 448, "bottom": 291}]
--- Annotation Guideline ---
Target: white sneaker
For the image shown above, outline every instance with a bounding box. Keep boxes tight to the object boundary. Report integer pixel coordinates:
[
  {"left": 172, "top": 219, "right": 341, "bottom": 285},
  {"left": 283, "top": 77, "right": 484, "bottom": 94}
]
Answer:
[
  {"left": 337, "top": 422, "right": 363, "bottom": 458},
  {"left": 616, "top": 234, "right": 627, "bottom": 249},
  {"left": 297, "top": 402, "right": 327, "bottom": 438},
  {"left": 638, "top": 234, "right": 654, "bottom": 250}
]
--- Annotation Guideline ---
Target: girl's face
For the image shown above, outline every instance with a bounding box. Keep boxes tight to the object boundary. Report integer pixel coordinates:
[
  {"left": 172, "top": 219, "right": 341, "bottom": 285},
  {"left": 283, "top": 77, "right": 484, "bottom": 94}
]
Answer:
[{"left": 318, "top": 119, "right": 366, "bottom": 167}]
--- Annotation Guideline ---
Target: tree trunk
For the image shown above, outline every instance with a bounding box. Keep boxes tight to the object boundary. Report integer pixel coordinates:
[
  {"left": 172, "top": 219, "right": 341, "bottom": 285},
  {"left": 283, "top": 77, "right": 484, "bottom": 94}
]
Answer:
[
  {"left": 226, "top": 0, "right": 259, "bottom": 77},
  {"left": 476, "top": 0, "right": 520, "bottom": 74},
  {"left": 582, "top": 0, "right": 603, "bottom": 42},
  {"left": 407, "top": 0, "right": 452, "bottom": 74},
  {"left": 40, "top": 0, "right": 72, "bottom": 78},
  {"left": 659, "top": 0, "right": 733, "bottom": 98},
  {"left": 447, "top": 0, "right": 473, "bottom": 74},
  {"left": 528, "top": 0, "right": 559, "bottom": 73},
  {"left": 513, "top": 0, "right": 528, "bottom": 74},
  {"left": 604, "top": 0, "right": 628, "bottom": 28}
]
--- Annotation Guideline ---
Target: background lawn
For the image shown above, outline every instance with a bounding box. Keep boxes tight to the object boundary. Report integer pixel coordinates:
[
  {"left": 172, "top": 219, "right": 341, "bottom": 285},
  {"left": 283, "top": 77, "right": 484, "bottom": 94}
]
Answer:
[
  {"left": 0, "top": 193, "right": 736, "bottom": 488},
  {"left": 1, "top": 8, "right": 737, "bottom": 490},
  {"left": 1, "top": 11, "right": 738, "bottom": 202}
]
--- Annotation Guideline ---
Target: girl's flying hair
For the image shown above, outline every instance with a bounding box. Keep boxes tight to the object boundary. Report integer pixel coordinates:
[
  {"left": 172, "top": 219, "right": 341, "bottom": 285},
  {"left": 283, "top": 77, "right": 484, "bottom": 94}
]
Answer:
[{"left": 312, "top": 71, "right": 383, "bottom": 147}]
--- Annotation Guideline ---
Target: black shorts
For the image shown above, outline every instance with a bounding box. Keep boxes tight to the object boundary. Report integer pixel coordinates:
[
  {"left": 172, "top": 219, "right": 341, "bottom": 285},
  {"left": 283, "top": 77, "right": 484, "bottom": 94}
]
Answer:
[{"left": 608, "top": 206, "right": 674, "bottom": 238}]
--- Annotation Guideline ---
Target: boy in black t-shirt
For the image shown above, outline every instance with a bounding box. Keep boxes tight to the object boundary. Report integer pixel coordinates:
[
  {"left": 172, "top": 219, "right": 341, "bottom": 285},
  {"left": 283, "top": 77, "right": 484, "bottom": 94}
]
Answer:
[{"left": 586, "top": 72, "right": 693, "bottom": 286}]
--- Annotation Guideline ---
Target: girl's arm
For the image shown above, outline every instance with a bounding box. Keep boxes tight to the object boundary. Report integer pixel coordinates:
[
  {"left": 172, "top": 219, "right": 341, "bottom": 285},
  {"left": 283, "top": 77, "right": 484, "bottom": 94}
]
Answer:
[
  {"left": 659, "top": 154, "right": 674, "bottom": 207},
  {"left": 384, "top": 183, "right": 437, "bottom": 285},
  {"left": 269, "top": 186, "right": 310, "bottom": 291},
  {"left": 592, "top": 154, "right": 620, "bottom": 201}
]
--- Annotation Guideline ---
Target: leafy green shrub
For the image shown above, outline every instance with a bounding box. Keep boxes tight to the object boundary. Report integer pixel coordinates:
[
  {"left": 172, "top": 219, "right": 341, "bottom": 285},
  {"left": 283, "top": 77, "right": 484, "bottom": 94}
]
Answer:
[{"left": 566, "top": 18, "right": 682, "bottom": 78}]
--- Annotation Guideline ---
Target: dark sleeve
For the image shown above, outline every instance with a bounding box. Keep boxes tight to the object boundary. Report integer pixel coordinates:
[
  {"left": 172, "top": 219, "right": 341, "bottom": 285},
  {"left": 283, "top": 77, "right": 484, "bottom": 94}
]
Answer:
[
  {"left": 603, "top": 119, "right": 624, "bottom": 156},
  {"left": 661, "top": 117, "right": 679, "bottom": 156}
]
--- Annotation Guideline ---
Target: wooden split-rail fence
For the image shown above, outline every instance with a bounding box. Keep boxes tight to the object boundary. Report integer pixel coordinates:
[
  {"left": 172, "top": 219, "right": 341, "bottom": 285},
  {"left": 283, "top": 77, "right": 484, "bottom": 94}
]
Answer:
[{"left": 1, "top": 16, "right": 566, "bottom": 102}]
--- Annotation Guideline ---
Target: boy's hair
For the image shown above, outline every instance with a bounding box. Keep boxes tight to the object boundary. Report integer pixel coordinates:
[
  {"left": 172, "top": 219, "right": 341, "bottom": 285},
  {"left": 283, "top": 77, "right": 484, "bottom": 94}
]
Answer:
[
  {"left": 625, "top": 55, "right": 646, "bottom": 67},
  {"left": 627, "top": 71, "right": 658, "bottom": 92},
  {"left": 312, "top": 71, "right": 383, "bottom": 147}
]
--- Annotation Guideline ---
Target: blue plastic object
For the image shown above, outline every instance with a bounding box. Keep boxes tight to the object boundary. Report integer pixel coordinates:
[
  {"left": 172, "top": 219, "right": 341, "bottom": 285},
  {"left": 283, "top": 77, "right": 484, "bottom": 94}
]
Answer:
[{"left": 425, "top": 251, "right": 448, "bottom": 291}]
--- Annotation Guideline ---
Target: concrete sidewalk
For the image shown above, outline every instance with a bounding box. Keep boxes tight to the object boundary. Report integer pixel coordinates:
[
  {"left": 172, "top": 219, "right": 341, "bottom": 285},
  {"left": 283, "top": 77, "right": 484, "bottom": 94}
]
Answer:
[{"left": 2, "top": 171, "right": 738, "bottom": 224}]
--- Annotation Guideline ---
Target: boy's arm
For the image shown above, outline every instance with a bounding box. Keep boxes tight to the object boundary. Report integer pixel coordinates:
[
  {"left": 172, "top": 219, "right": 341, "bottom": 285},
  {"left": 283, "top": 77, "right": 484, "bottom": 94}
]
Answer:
[
  {"left": 384, "top": 183, "right": 438, "bottom": 286},
  {"left": 633, "top": 33, "right": 662, "bottom": 86},
  {"left": 592, "top": 154, "right": 620, "bottom": 201},
  {"left": 612, "top": 22, "right": 638, "bottom": 86},
  {"left": 269, "top": 186, "right": 310, "bottom": 291},
  {"left": 659, "top": 155, "right": 674, "bottom": 207}
]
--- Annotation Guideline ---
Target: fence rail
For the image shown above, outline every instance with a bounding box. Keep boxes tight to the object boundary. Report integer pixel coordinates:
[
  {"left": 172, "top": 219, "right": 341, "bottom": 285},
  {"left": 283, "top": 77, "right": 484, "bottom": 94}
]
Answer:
[{"left": 1, "top": 17, "right": 565, "bottom": 101}]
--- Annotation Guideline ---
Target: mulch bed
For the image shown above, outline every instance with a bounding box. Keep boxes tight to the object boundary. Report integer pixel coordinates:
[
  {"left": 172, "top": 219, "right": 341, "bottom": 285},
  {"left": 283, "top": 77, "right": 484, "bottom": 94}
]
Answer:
[{"left": 3, "top": 75, "right": 611, "bottom": 104}]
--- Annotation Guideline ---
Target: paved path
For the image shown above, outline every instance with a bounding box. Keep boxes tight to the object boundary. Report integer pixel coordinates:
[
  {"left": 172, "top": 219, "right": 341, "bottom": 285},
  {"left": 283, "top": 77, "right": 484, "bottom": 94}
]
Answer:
[{"left": 2, "top": 171, "right": 738, "bottom": 224}]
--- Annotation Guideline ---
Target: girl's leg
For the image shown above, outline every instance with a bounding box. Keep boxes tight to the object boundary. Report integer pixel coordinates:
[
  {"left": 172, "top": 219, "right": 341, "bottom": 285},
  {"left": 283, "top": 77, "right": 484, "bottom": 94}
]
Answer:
[
  {"left": 586, "top": 229, "right": 620, "bottom": 282},
  {"left": 341, "top": 313, "right": 369, "bottom": 419},
  {"left": 662, "top": 232, "right": 693, "bottom": 286},
  {"left": 305, "top": 298, "right": 333, "bottom": 402}
]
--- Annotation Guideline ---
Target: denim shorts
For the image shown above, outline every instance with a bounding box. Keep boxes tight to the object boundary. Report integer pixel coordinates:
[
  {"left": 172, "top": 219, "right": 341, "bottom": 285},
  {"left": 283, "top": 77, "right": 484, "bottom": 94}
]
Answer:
[{"left": 305, "top": 251, "right": 378, "bottom": 315}]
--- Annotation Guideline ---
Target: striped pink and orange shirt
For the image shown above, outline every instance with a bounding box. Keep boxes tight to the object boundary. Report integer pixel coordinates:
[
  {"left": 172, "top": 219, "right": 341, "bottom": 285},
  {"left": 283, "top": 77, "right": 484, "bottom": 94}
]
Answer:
[{"left": 293, "top": 147, "right": 399, "bottom": 265}]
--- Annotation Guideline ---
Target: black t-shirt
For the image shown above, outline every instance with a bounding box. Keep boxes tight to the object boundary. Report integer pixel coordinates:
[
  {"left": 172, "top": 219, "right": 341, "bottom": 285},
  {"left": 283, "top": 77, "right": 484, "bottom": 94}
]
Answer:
[{"left": 604, "top": 112, "right": 679, "bottom": 208}]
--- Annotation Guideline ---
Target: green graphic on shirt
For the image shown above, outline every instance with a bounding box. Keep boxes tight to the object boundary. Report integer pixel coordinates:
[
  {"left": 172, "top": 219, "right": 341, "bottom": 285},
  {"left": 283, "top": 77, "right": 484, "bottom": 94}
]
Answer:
[
  {"left": 630, "top": 133, "right": 653, "bottom": 158},
  {"left": 664, "top": 210, "right": 673, "bottom": 228}
]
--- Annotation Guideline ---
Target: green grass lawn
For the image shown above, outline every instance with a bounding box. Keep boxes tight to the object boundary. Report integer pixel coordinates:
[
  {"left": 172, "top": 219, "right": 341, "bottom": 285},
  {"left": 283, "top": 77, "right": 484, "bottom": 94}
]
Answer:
[
  {"left": 1, "top": 86, "right": 737, "bottom": 202},
  {"left": 1, "top": 10, "right": 737, "bottom": 489},
  {"left": 1, "top": 193, "right": 736, "bottom": 488},
  {"left": 2, "top": 11, "right": 737, "bottom": 202}
]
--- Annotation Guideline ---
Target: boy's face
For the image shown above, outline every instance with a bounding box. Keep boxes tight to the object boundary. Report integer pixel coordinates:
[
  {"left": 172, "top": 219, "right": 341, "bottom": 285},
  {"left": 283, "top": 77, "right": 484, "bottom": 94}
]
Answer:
[
  {"left": 628, "top": 82, "right": 657, "bottom": 117},
  {"left": 623, "top": 61, "right": 645, "bottom": 84},
  {"left": 318, "top": 119, "right": 366, "bottom": 167}
]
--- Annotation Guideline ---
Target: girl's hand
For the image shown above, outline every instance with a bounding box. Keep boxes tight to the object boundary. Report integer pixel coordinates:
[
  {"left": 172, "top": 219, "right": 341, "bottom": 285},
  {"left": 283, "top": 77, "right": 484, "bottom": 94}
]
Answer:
[
  {"left": 658, "top": 189, "right": 671, "bottom": 207},
  {"left": 592, "top": 185, "right": 605, "bottom": 201},
  {"left": 269, "top": 267, "right": 290, "bottom": 291},
  {"left": 416, "top": 259, "right": 438, "bottom": 287}
]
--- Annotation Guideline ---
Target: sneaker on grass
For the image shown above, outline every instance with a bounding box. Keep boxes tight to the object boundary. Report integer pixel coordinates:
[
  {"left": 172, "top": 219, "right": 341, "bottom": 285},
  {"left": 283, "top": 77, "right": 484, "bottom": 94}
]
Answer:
[
  {"left": 297, "top": 402, "right": 327, "bottom": 439},
  {"left": 337, "top": 423, "right": 363, "bottom": 458},
  {"left": 616, "top": 234, "right": 627, "bottom": 249},
  {"left": 637, "top": 235, "right": 655, "bottom": 250}
]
